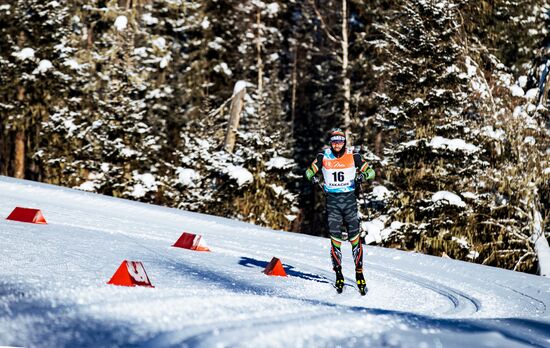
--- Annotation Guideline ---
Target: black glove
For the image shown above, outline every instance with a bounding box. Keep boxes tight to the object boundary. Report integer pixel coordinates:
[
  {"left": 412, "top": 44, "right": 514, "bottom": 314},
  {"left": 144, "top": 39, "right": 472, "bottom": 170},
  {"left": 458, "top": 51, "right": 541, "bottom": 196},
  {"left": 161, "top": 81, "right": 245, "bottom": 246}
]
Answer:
[
  {"left": 311, "top": 176, "right": 320, "bottom": 184},
  {"left": 356, "top": 173, "right": 365, "bottom": 184}
]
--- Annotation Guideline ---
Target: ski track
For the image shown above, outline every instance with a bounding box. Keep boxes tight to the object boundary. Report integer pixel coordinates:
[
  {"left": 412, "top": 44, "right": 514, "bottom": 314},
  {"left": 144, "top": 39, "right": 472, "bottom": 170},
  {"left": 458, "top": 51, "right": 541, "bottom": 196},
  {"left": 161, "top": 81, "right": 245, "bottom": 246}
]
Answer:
[{"left": 1, "top": 176, "right": 550, "bottom": 347}]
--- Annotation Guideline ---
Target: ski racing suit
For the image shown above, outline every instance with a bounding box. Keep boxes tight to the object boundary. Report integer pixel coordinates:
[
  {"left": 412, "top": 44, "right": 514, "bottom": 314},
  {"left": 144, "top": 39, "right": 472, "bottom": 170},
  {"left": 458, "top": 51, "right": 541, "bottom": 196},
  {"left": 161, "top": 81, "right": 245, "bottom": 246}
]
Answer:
[{"left": 305, "top": 146, "right": 375, "bottom": 272}]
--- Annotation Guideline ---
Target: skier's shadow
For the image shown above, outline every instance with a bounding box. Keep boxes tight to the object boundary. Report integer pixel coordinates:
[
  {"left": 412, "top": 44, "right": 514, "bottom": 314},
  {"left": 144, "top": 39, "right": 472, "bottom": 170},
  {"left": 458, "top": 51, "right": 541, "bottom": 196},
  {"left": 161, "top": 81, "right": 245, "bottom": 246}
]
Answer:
[{"left": 238, "top": 257, "right": 331, "bottom": 284}]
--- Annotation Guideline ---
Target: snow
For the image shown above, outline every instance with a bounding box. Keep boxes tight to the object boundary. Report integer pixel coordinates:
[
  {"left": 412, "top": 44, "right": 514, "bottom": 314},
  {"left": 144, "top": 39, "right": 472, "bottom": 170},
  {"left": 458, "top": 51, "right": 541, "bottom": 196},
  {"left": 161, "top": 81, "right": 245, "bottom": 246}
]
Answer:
[
  {"left": 1, "top": 176, "right": 550, "bottom": 347},
  {"left": 465, "top": 57, "right": 477, "bottom": 76},
  {"left": 510, "top": 85, "right": 525, "bottom": 97},
  {"left": 129, "top": 172, "right": 158, "bottom": 198},
  {"left": 524, "top": 136, "right": 536, "bottom": 145},
  {"left": 120, "top": 147, "right": 137, "bottom": 157},
  {"left": 201, "top": 16, "right": 210, "bottom": 29},
  {"left": 265, "top": 156, "right": 293, "bottom": 170},
  {"left": 227, "top": 165, "right": 253, "bottom": 186},
  {"left": 467, "top": 250, "right": 480, "bottom": 260},
  {"left": 401, "top": 139, "right": 419, "bottom": 147},
  {"left": 152, "top": 37, "right": 166, "bottom": 50},
  {"left": 12, "top": 47, "right": 35, "bottom": 61},
  {"left": 389, "top": 106, "right": 400, "bottom": 114},
  {"left": 266, "top": 3, "right": 280, "bottom": 15},
  {"left": 233, "top": 80, "right": 251, "bottom": 95},
  {"left": 362, "top": 217, "right": 386, "bottom": 244},
  {"left": 159, "top": 54, "right": 171, "bottom": 69},
  {"left": 176, "top": 168, "right": 199, "bottom": 187},
  {"left": 284, "top": 214, "right": 297, "bottom": 222},
  {"left": 429, "top": 136, "right": 479, "bottom": 154},
  {"left": 76, "top": 181, "right": 96, "bottom": 192},
  {"left": 432, "top": 191, "right": 466, "bottom": 207},
  {"left": 269, "top": 183, "right": 285, "bottom": 196},
  {"left": 461, "top": 191, "right": 478, "bottom": 200},
  {"left": 114, "top": 16, "right": 128, "bottom": 31},
  {"left": 207, "top": 37, "right": 224, "bottom": 50},
  {"left": 446, "top": 65, "right": 459, "bottom": 74},
  {"left": 32, "top": 59, "right": 53, "bottom": 74},
  {"left": 63, "top": 59, "right": 81, "bottom": 70},
  {"left": 452, "top": 236, "right": 469, "bottom": 249},
  {"left": 214, "top": 62, "right": 233, "bottom": 77},
  {"left": 371, "top": 185, "right": 391, "bottom": 201},
  {"left": 525, "top": 88, "right": 538, "bottom": 101},
  {"left": 481, "top": 126, "right": 506, "bottom": 140},
  {"left": 518, "top": 76, "right": 527, "bottom": 88},
  {"left": 142, "top": 13, "right": 158, "bottom": 26}
]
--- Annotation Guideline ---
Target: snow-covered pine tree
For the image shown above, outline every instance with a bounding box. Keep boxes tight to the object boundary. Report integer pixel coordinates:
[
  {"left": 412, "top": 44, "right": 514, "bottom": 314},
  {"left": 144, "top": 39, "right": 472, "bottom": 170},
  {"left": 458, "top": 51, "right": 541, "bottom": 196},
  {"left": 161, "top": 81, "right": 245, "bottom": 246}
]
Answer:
[
  {"left": 0, "top": 1, "right": 73, "bottom": 180},
  {"left": 174, "top": 1, "right": 299, "bottom": 230},
  {"left": 39, "top": 1, "right": 184, "bottom": 203},
  {"left": 350, "top": 0, "right": 549, "bottom": 273}
]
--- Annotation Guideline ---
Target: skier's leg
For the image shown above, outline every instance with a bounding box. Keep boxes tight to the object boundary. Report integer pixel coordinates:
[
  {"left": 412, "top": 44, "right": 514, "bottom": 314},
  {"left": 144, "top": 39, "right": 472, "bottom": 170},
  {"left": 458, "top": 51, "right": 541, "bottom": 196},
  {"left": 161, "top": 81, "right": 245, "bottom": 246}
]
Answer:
[
  {"left": 350, "top": 233, "right": 363, "bottom": 271},
  {"left": 326, "top": 193, "right": 345, "bottom": 241},
  {"left": 326, "top": 193, "right": 345, "bottom": 292},
  {"left": 330, "top": 236, "right": 343, "bottom": 270},
  {"left": 342, "top": 191, "right": 360, "bottom": 247},
  {"left": 350, "top": 233, "right": 366, "bottom": 295},
  {"left": 343, "top": 192, "right": 367, "bottom": 294},
  {"left": 331, "top": 238, "right": 344, "bottom": 293}
]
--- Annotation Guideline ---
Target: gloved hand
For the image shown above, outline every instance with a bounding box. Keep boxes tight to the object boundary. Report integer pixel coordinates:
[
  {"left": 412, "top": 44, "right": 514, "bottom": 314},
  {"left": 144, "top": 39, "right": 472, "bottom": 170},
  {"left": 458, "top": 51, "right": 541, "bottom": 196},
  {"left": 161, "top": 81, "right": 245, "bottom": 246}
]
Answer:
[
  {"left": 311, "top": 176, "right": 320, "bottom": 184},
  {"left": 356, "top": 173, "right": 365, "bottom": 184}
]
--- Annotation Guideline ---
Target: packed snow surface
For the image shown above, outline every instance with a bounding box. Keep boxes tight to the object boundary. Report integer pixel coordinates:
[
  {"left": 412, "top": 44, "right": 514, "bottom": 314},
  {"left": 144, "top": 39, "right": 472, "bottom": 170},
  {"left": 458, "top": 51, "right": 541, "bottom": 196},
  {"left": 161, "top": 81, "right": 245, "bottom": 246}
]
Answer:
[{"left": 0, "top": 176, "right": 549, "bottom": 347}]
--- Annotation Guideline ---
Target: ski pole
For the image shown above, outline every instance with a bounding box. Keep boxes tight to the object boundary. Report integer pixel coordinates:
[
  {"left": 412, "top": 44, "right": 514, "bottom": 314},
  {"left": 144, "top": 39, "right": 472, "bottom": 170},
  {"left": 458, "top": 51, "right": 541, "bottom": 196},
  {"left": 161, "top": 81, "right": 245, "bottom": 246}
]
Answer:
[{"left": 356, "top": 180, "right": 370, "bottom": 243}]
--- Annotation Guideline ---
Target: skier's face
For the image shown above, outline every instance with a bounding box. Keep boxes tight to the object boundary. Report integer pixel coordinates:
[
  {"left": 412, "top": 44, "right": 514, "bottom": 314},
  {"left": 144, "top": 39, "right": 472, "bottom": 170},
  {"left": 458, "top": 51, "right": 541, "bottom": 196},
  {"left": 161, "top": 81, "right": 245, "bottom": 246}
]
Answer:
[{"left": 331, "top": 140, "right": 344, "bottom": 152}]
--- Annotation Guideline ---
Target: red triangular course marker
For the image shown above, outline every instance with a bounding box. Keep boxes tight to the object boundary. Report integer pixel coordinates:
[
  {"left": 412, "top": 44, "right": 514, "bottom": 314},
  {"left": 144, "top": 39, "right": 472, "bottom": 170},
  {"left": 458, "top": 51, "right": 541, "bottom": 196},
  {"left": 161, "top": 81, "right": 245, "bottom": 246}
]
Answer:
[
  {"left": 6, "top": 207, "right": 47, "bottom": 224},
  {"left": 263, "top": 257, "right": 287, "bottom": 277},
  {"left": 172, "top": 232, "right": 210, "bottom": 252},
  {"left": 107, "top": 260, "right": 154, "bottom": 287}
]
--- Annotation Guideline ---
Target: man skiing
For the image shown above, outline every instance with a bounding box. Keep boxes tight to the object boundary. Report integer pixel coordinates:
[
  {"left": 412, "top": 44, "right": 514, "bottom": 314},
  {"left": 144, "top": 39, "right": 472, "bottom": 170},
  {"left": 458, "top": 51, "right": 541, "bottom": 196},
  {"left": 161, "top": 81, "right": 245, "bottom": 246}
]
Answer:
[{"left": 305, "top": 128, "right": 375, "bottom": 295}]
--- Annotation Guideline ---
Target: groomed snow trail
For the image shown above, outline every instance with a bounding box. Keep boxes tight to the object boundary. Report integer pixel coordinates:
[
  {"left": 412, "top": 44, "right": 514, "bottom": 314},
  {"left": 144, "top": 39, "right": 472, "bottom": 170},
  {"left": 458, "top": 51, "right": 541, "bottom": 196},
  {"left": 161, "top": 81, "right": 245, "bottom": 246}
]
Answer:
[{"left": 0, "top": 176, "right": 549, "bottom": 348}]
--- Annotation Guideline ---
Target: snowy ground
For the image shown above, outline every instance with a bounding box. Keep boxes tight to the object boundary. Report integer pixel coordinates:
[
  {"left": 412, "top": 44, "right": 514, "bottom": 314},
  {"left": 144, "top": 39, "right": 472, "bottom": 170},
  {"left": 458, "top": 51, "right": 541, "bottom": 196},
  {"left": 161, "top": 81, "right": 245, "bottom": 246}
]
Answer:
[{"left": 0, "top": 176, "right": 549, "bottom": 348}]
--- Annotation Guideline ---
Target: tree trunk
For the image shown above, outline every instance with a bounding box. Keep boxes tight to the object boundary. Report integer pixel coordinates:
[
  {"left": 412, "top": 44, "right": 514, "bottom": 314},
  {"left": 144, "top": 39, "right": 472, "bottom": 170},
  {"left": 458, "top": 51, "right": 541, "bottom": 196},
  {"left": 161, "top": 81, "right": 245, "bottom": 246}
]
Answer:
[
  {"left": 291, "top": 42, "right": 298, "bottom": 135},
  {"left": 14, "top": 130, "right": 25, "bottom": 179},
  {"left": 256, "top": 10, "right": 263, "bottom": 96},
  {"left": 14, "top": 85, "right": 26, "bottom": 179},
  {"left": 532, "top": 206, "right": 550, "bottom": 277},
  {"left": 255, "top": 9, "right": 264, "bottom": 120},
  {"left": 341, "top": 0, "right": 351, "bottom": 142},
  {"left": 224, "top": 84, "right": 246, "bottom": 153}
]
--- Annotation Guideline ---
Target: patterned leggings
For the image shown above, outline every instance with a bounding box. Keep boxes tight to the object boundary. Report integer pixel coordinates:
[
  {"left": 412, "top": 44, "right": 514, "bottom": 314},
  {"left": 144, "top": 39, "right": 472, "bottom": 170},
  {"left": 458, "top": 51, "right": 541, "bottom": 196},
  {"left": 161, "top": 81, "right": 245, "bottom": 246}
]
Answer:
[
  {"left": 330, "top": 234, "right": 363, "bottom": 271},
  {"left": 325, "top": 191, "right": 359, "bottom": 239},
  {"left": 325, "top": 191, "right": 363, "bottom": 270}
]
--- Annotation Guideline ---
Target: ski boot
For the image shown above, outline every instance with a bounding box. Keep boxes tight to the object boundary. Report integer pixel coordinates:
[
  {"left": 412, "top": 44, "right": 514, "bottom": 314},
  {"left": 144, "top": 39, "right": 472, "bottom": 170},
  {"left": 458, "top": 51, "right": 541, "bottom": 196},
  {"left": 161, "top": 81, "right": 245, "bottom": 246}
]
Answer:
[
  {"left": 334, "top": 266, "right": 345, "bottom": 294},
  {"left": 356, "top": 269, "right": 366, "bottom": 296}
]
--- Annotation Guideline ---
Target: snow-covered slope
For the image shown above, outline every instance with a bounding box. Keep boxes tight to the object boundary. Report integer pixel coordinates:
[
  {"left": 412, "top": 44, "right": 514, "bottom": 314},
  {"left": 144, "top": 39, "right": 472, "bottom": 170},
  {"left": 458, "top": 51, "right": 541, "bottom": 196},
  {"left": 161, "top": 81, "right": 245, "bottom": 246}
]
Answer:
[{"left": 1, "top": 176, "right": 549, "bottom": 348}]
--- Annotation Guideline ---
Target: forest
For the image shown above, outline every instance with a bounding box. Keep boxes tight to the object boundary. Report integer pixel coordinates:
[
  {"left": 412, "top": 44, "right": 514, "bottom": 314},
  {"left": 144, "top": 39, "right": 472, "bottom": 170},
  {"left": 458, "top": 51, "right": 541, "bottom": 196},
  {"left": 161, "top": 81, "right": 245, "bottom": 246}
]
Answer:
[{"left": 1, "top": 0, "right": 549, "bottom": 274}]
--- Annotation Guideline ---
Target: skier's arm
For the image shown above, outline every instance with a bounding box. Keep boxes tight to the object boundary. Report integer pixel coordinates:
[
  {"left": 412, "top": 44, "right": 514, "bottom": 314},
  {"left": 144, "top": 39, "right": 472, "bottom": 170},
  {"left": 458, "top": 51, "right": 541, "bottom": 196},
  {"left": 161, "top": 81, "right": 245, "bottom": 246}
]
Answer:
[
  {"left": 353, "top": 153, "right": 375, "bottom": 181},
  {"left": 305, "top": 153, "right": 324, "bottom": 182}
]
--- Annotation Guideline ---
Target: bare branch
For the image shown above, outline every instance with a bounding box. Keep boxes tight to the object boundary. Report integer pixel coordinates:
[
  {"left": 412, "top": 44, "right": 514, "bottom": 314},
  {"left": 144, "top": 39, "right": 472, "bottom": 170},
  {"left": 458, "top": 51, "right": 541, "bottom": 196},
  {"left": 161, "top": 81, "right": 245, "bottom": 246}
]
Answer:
[
  {"left": 513, "top": 252, "right": 535, "bottom": 271},
  {"left": 307, "top": 0, "right": 339, "bottom": 44}
]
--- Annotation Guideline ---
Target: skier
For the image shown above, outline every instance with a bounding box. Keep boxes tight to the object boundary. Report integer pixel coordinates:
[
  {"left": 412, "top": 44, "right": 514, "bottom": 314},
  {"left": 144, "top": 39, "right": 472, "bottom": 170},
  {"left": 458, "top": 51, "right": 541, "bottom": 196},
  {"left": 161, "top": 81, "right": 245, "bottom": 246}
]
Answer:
[{"left": 305, "top": 128, "right": 375, "bottom": 295}]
